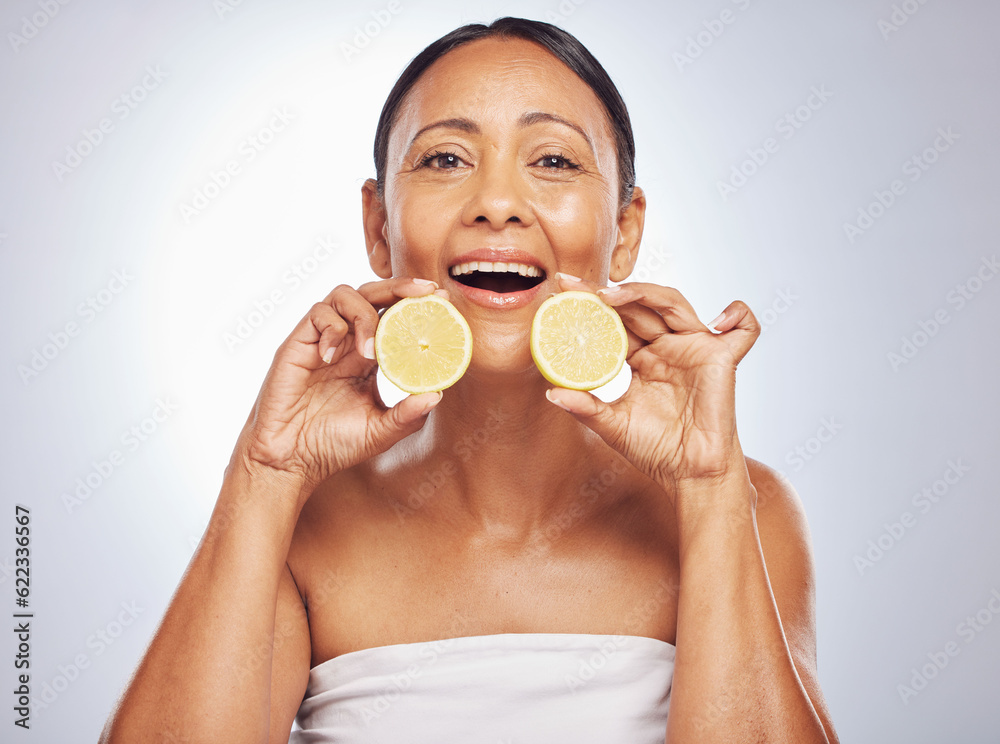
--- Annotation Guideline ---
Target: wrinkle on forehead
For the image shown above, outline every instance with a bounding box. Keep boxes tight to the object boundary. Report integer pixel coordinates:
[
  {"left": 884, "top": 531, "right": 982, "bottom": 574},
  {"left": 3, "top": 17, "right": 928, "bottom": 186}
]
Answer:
[{"left": 386, "top": 37, "right": 618, "bottom": 187}]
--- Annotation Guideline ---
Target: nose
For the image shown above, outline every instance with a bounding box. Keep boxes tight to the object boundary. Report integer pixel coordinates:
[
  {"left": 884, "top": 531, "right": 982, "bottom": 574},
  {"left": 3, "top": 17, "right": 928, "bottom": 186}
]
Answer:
[{"left": 460, "top": 153, "right": 534, "bottom": 229}]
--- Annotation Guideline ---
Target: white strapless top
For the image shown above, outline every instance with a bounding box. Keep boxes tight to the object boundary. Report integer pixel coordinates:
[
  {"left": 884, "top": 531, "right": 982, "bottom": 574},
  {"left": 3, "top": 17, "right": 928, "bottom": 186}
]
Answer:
[{"left": 290, "top": 632, "right": 675, "bottom": 743}]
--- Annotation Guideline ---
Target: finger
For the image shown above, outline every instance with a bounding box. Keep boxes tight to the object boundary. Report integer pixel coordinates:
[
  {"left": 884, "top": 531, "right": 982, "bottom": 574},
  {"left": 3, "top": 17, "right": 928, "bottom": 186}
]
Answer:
[
  {"left": 354, "top": 276, "right": 439, "bottom": 308},
  {"left": 554, "top": 272, "right": 602, "bottom": 293},
  {"left": 544, "top": 387, "right": 628, "bottom": 453},
  {"left": 552, "top": 273, "right": 665, "bottom": 349},
  {"left": 322, "top": 285, "right": 381, "bottom": 360},
  {"left": 624, "top": 326, "right": 647, "bottom": 357},
  {"left": 279, "top": 301, "right": 351, "bottom": 368},
  {"left": 312, "top": 303, "right": 350, "bottom": 364},
  {"left": 597, "top": 283, "right": 708, "bottom": 334},
  {"left": 388, "top": 391, "right": 443, "bottom": 426},
  {"left": 354, "top": 278, "right": 442, "bottom": 358},
  {"left": 370, "top": 391, "right": 443, "bottom": 446},
  {"left": 610, "top": 300, "right": 671, "bottom": 343},
  {"left": 707, "top": 300, "right": 761, "bottom": 364}
]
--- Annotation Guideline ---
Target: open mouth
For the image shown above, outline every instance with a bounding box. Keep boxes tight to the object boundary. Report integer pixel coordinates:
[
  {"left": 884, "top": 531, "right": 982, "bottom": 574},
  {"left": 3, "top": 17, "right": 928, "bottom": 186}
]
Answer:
[{"left": 449, "top": 261, "right": 546, "bottom": 294}]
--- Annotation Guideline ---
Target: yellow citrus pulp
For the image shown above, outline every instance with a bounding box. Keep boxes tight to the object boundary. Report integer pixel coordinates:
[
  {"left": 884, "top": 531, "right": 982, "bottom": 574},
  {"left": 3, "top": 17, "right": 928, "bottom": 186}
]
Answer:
[
  {"left": 374, "top": 295, "right": 473, "bottom": 394},
  {"left": 530, "top": 290, "right": 628, "bottom": 391}
]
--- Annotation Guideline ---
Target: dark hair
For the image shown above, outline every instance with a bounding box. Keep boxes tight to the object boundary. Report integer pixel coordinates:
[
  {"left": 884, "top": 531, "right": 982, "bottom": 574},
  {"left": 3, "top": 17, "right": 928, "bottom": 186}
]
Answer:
[{"left": 373, "top": 17, "right": 636, "bottom": 211}]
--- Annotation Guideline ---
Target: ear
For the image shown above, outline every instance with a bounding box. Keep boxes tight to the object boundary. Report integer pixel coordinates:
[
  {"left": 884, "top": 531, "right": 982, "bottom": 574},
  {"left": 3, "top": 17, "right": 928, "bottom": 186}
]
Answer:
[
  {"left": 362, "top": 178, "right": 392, "bottom": 279},
  {"left": 609, "top": 186, "right": 646, "bottom": 283}
]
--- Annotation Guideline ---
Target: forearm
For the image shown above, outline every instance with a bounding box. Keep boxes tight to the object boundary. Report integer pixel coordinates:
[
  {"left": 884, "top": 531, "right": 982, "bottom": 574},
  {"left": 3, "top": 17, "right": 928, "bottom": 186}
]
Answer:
[
  {"left": 665, "top": 471, "right": 829, "bottom": 743},
  {"left": 101, "top": 456, "right": 310, "bottom": 744}
]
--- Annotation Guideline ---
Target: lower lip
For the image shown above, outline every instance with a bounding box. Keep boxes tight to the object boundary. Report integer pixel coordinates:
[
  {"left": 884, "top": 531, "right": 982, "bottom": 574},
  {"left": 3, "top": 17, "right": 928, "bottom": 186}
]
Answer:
[{"left": 449, "top": 275, "right": 546, "bottom": 309}]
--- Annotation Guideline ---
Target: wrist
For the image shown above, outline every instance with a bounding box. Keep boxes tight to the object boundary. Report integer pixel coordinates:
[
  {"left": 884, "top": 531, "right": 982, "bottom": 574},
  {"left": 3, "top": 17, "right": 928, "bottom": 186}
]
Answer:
[
  {"left": 655, "top": 443, "right": 750, "bottom": 495},
  {"left": 672, "top": 475, "right": 759, "bottom": 560},
  {"left": 666, "top": 460, "right": 757, "bottom": 525},
  {"left": 225, "top": 443, "right": 317, "bottom": 513},
  {"left": 192, "top": 452, "right": 314, "bottom": 559},
  {"left": 232, "top": 420, "right": 324, "bottom": 485}
]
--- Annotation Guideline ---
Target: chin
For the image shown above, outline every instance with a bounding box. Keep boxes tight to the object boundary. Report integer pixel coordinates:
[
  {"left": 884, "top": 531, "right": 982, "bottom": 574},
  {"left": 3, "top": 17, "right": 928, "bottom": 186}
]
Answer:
[{"left": 462, "top": 341, "right": 541, "bottom": 385}]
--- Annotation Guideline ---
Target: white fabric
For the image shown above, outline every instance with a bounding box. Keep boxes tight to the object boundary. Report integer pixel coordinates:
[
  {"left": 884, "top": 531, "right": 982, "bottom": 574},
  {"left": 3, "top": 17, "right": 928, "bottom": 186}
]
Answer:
[{"left": 290, "top": 632, "right": 674, "bottom": 743}]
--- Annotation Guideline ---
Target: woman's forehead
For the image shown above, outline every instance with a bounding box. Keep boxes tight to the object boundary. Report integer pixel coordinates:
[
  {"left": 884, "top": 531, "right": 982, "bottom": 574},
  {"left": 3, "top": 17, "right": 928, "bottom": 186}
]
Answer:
[{"left": 389, "top": 37, "right": 614, "bottom": 153}]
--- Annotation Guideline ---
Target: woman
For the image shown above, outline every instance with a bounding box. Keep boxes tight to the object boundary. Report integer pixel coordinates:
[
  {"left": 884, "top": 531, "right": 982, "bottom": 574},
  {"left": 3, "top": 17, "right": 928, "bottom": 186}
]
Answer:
[{"left": 101, "top": 17, "right": 839, "bottom": 743}]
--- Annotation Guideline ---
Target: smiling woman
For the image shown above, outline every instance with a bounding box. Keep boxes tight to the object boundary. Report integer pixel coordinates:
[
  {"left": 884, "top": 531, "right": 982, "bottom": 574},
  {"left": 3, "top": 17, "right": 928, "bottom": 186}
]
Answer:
[{"left": 99, "top": 17, "right": 839, "bottom": 744}]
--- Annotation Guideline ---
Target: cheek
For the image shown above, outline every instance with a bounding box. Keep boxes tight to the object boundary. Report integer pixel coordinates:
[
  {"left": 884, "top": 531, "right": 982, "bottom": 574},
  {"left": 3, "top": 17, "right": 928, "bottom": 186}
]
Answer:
[
  {"left": 536, "top": 186, "right": 618, "bottom": 275},
  {"left": 386, "top": 190, "right": 455, "bottom": 274}
]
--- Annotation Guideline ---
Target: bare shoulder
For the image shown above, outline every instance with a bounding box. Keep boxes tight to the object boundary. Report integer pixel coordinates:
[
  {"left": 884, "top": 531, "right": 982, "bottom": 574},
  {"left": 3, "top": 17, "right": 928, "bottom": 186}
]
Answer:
[
  {"left": 746, "top": 457, "right": 809, "bottom": 529},
  {"left": 744, "top": 456, "right": 840, "bottom": 743},
  {"left": 744, "top": 456, "right": 815, "bottom": 640}
]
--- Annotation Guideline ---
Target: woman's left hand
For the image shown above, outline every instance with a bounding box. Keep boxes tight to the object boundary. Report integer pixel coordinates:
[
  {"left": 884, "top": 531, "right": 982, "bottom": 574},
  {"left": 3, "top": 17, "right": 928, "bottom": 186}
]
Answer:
[{"left": 546, "top": 274, "right": 760, "bottom": 496}]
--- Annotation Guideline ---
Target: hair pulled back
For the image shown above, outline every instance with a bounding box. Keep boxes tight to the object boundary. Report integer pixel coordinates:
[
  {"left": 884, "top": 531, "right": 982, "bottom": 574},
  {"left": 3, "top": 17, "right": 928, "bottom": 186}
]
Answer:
[{"left": 373, "top": 17, "right": 636, "bottom": 210}]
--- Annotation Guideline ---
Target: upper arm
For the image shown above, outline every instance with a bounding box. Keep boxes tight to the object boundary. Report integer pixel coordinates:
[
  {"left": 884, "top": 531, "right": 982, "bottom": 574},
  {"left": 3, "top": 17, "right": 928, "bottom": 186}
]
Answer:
[
  {"left": 268, "top": 562, "right": 312, "bottom": 744},
  {"left": 747, "top": 457, "right": 840, "bottom": 744}
]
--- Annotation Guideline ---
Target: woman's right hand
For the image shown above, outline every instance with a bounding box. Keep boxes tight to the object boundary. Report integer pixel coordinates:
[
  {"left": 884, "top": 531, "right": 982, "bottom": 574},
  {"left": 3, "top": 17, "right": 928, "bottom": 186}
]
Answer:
[{"left": 233, "top": 277, "right": 445, "bottom": 497}]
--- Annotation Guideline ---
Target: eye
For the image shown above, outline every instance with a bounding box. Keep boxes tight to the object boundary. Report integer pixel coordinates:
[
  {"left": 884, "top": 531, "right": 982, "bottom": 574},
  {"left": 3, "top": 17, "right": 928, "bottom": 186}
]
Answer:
[
  {"left": 419, "top": 150, "right": 466, "bottom": 169},
  {"left": 534, "top": 153, "right": 579, "bottom": 170}
]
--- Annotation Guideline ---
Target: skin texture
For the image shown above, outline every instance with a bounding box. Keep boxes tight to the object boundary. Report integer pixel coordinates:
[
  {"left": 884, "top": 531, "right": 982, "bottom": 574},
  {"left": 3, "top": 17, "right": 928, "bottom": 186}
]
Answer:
[
  {"left": 98, "top": 36, "right": 840, "bottom": 744},
  {"left": 367, "top": 37, "right": 635, "bottom": 377}
]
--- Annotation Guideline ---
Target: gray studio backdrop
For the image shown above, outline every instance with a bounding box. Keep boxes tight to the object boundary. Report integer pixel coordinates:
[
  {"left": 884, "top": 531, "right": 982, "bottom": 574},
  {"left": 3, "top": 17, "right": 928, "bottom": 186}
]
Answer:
[{"left": 2, "top": 1, "right": 998, "bottom": 742}]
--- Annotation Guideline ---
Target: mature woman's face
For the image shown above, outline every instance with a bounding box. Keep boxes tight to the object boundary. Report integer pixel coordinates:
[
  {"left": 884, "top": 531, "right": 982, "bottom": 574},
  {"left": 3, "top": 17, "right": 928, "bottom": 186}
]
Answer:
[{"left": 367, "top": 36, "right": 641, "bottom": 371}]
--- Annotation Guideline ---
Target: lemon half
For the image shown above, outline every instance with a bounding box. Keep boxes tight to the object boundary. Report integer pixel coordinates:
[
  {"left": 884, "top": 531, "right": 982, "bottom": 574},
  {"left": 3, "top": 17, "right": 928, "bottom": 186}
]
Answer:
[
  {"left": 530, "top": 290, "right": 628, "bottom": 391},
  {"left": 374, "top": 295, "right": 473, "bottom": 394}
]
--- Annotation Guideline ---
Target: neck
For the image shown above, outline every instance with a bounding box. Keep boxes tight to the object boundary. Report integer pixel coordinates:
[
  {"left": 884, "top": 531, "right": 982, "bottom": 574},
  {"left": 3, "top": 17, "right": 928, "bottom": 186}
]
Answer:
[{"left": 383, "top": 370, "right": 622, "bottom": 540}]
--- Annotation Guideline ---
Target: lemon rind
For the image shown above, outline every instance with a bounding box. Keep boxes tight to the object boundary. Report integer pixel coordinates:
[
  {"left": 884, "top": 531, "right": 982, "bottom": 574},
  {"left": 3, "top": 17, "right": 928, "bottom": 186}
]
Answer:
[
  {"left": 530, "top": 290, "right": 627, "bottom": 391},
  {"left": 374, "top": 295, "right": 473, "bottom": 394}
]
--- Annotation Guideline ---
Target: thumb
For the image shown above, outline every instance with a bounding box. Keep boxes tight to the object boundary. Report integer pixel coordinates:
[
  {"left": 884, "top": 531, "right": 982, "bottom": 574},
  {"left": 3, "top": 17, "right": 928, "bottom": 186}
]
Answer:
[
  {"left": 710, "top": 300, "right": 760, "bottom": 365},
  {"left": 370, "top": 391, "right": 442, "bottom": 448},
  {"left": 545, "top": 388, "right": 628, "bottom": 451}
]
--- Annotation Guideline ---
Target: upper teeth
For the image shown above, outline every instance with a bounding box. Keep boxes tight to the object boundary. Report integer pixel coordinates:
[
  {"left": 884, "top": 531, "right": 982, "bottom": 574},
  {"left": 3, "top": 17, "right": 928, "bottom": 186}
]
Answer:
[{"left": 450, "top": 261, "right": 543, "bottom": 277}]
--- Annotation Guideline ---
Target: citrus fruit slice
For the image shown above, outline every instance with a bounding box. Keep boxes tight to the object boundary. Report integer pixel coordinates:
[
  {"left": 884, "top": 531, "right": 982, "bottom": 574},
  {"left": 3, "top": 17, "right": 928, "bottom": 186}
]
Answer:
[
  {"left": 530, "top": 290, "right": 628, "bottom": 391},
  {"left": 374, "top": 295, "right": 473, "bottom": 394}
]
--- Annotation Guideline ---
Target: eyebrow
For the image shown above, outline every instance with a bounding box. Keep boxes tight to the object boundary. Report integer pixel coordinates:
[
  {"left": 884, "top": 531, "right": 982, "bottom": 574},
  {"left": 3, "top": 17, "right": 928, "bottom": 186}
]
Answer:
[
  {"left": 408, "top": 112, "right": 594, "bottom": 154},
  {"left": 408, "top": 117, "right": 481, "bottom": 149},
  {"left": 517, "top": 111, "right": 594, "bottom": 153}
]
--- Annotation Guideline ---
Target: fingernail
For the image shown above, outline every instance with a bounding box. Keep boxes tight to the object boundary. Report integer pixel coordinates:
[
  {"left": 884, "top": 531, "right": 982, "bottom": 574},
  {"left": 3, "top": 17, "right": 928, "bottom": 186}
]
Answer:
[
  {"left": 363, "top": 338, "right": 376, "bottom": 360},
  {"left": 597, "top": 285, "right": 621, "bottom": 295},
  {"left": 545, "top": 389, "right": 572, "bottom": 412},
  {"left": 322, "top": 346, "right": 336, "bottom": 364},
  {"left": 412, "top": 278, "right": 437, "bottom": 287},
  {"left": 422, "top": 391, "right": 443, "bottom": 413},
  {"left": 555, "top": 272, "right": 582, "bottom": 283},
  {"left": 708, "top": 312, "right": 726, "bottom": 332}
]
